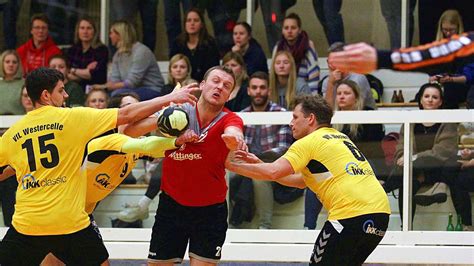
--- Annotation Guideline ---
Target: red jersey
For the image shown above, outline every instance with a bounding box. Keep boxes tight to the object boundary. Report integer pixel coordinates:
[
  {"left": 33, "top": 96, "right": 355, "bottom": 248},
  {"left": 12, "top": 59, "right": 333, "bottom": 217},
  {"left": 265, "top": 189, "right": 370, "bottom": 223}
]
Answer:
[{"left": 161, "top": 104, "right": 243, "bottom": 206}]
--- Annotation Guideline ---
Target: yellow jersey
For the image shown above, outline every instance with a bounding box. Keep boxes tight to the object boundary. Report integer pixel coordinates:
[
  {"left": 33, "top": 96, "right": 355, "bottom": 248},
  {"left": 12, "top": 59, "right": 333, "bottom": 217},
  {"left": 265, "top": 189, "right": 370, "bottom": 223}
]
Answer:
[
  {"left": 85, "top": 134, "right": 176, "bottom": 214},
  {"left": 283, "top": 127, "right": 390, "bottom": 220},
  {"left": 0, "top": 106, "right": 117, "bottom": 235}
]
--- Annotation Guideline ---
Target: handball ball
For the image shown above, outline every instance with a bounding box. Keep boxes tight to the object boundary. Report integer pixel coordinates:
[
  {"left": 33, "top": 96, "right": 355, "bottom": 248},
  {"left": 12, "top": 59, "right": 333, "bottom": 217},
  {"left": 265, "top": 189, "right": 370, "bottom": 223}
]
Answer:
[{"left": 157, "top": 106, "right": 189, "bottom": 137}]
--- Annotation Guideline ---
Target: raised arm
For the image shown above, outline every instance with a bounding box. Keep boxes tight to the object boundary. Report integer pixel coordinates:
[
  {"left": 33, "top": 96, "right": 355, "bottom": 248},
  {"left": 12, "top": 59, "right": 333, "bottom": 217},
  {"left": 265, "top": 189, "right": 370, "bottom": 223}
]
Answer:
[{"left": 116, "top": 84, "right": 200, "bottom": 126}]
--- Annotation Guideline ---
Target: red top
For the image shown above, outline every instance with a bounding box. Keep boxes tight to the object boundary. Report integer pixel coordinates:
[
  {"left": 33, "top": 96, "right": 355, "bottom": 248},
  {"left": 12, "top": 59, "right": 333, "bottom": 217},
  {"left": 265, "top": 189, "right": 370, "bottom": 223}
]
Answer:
[
  {"left": 17, "top": 36, "right": 62, "bottom": 76},
  {"left": 162, "top": 107, "right": 243, "bottom": 206}
]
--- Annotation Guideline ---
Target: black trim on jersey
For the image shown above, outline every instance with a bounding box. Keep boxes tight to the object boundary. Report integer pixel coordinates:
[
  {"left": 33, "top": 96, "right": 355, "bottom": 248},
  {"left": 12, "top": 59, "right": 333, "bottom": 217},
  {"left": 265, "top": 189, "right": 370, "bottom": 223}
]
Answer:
[
  {"left": 307, "top": 160, "right": 329, "bottom": 174},
  {"left": 88, "top": 150, "right": 125, "bottom": 164},
  {"left": 81, "top": 128, "right": 118, "bottom": 166}
]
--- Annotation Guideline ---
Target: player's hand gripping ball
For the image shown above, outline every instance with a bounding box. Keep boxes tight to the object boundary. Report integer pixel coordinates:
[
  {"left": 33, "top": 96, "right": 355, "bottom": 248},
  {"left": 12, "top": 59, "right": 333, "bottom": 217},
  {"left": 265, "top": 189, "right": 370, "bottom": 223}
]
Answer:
[{"left": 157, "top": 105, "right": 190, "bottom": 137}]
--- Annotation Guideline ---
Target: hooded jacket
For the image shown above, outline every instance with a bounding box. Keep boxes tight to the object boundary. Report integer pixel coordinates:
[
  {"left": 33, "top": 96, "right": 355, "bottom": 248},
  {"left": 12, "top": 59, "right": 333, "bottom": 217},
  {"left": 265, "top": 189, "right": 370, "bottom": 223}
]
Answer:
[{"left": 17, "top": 36, "right": 61, "bottom": 76}]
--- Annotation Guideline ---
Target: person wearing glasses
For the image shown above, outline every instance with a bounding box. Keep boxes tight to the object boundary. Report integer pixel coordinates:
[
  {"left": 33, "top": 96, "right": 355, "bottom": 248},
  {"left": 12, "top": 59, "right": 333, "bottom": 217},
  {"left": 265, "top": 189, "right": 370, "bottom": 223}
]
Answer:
[{"left": 17, "top": 13, "right": 61, "bottom": 76}]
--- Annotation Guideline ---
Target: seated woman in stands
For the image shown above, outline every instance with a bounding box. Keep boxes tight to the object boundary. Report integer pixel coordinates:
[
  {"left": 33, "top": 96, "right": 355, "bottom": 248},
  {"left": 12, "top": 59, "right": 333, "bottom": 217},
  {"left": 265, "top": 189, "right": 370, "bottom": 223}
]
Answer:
[
  {"left": 161, "top": 54, "right": 194, "bottom": 96},
  {"left": 273, "top": 13, "right": 319, "bottom": 93},
  {"left": 85, "top": 88, "right": 109, "bottom": 109},
  {"left": 384, "top": 83, "right": 459, "bottom": 224},
  {"left": 92, "top": 20, "right": 164, "bottom": 101},
  {"left": 169, "top": 8, "right": 220, "bottom": 82},
  {"left": 67, "top": 17, "right": 108, "bottom": 91},
  {"left": 20, "top": 86, "right": 33, "bottom": 113},
  {"left": 223, "top": 52, "right": 250, "bottom": 112},
  {"left": 232, "top": 22, "right": 268, "bottom": 76},
  {"left": 0, "top": 50, "right": 24, "bottom": 114},
  {"left": 269, "top": 50, "right": 310, "bottom": 110}
]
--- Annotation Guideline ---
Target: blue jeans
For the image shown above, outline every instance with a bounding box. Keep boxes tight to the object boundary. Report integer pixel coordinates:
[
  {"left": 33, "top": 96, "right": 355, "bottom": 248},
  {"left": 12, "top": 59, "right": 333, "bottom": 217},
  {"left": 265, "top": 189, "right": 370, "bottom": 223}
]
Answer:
[
  {"left": 111, "top": 87, "right": 162, "bottom": 101},
  {"left": 164, "top": 0, "right": 193, "bottom": 56},
  {"left": 312, "top": 0, "right": 344, "bottom": 45},
  {"left": 0, "top": 0, "right": 22, "bottom": 49},
  {"left": 304, "top": 188, "right": 323, "bottom": 229},
  {"left": 259, "top": 0, "right": 283, "bottom": 51},
  {"left": 110, "top": 0, "right": 158, "bottom": 52}
]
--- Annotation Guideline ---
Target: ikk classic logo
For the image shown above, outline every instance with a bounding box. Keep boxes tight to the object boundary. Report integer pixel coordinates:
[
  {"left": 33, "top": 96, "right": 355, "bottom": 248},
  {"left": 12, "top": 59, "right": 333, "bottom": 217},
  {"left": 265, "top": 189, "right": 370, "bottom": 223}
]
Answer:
[
  {"left": 345, "top": 162, "right": 374, "bottom": 176},
  {"left": 21, "top": 173, "right": 67, "bottom": 190},
  {"left": 362, "top": 219, "right": 386, "bottom": 237}
]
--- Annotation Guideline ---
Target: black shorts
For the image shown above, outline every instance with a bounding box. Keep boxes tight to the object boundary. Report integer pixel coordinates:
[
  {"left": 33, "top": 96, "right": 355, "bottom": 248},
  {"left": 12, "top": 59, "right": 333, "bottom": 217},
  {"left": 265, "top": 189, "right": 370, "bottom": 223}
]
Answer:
[
  {"left": 310, "top": 213, "right": 389, "bottom": 266},
  {"left": 148, "top": 192, "right": 228, "bottom": 264},
  {"left": 0, "top": 220, "right": 108, "bottom": 266}
]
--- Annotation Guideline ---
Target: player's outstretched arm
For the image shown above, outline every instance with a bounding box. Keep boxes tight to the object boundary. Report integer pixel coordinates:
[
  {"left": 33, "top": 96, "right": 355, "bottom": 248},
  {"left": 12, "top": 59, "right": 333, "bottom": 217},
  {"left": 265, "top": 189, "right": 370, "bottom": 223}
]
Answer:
[
  {"left": 121, "top": 130, "right": 199, "bottom": 158},
  {"left": 116, "top": 84, "right": 200, "bottom": 126},
  {"left": 221, "top": 126, "right": 247, "bottom": 152},
  {"left": 226, "top": 151, "right": 294, "bottom": 181},
  {"left": 122, "top": 116, "right": 159, "bottom": 138}
]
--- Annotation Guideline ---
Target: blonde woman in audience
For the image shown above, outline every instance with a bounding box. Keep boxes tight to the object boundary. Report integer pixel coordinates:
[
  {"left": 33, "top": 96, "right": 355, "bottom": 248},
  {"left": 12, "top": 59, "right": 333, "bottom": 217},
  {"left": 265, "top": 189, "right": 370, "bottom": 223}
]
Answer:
[
  {"left": 85, "top": 88, "right": 109, "bottom": 109},
  {"left": 223, "top": 52, "right": 250, "bottom": 111},
  {"left": 49, "top": 55, "right": 85, "bottom": 107},
  {"left": 20, "top": 86, "right": 33, "bottom": 113},
  {"left": 0, "top": 50, "right": 24, "bottom": 114},
  {"left": 269, "top": 50, "right": 310, "bottom": 109},
  {"left": 435, "top": 9, "right": 464, "bottom": 41},
  {"left": 161, "top": 54, "right": 193, "bottom": 96},
  {"left": 273, "top": 13, "right": 320, "bottom": 93},
  {"left": 67, "top": 17, "right": 108, "bottom": 90},
  {"left": 93, "top": 20, "right": 164, "bottom": 101}
]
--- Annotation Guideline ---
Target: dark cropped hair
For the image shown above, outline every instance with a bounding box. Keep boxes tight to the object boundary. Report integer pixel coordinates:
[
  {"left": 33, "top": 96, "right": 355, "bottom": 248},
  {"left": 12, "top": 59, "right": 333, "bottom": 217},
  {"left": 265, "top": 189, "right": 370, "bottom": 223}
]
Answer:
[
  {"left": 48, "top": 54, "right": 71, "bottom": 69},
  {"left": 25, "top": 67, "right": 64, "bottom": 104},
  {"left": 203, "top": 65, "right": 236, "bottom": 85},
  {"left": 249, "top": 71, "right": 269, "bottom": 84},
  {"left": 416, "top": 82, "right": 444, "bottom": 109},
  {"left": 284, "top": 13, "right": 302, "bottom": 28},
  {"left": 108, "top": 92, "right": 141, "bottom": 108},
  {"left": 30, "top": 13, "right": 49, "bottom": 28},
  {"left": 291, "top": 94, "right": 333, "bottom": 125},
  {"left": 234, "top": 21, "right": 252, "bottom": 35}
]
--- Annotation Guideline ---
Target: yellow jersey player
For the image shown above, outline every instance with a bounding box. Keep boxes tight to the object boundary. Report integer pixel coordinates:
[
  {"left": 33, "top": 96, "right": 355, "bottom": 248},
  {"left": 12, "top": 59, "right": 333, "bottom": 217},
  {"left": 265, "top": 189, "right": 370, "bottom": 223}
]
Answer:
[
  {"left": 226, "top": 94, "right": 390, "bottom": 265},
  {"left": 0, "top": 67, "right": 199, "bottom": 265}
]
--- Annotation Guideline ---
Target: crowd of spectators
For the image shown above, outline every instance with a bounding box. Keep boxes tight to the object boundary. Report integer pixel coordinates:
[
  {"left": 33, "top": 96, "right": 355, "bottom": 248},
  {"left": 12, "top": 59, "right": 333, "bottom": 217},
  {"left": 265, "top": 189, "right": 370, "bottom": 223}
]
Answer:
[{"left": 0, "top": 1, "right": 473, "bottom": 231}]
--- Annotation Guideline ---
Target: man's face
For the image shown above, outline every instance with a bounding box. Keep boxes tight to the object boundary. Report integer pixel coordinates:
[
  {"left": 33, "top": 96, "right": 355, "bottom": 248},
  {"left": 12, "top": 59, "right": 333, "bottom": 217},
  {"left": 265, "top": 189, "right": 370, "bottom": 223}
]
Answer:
[
  {"left": 200, "top": 69, "right": 234, "bottom": 107},
  {"left": 31, "top": 19, "right": 49, "bottom": 43},
  {"left": 289, "top": 104, "right": 311, "bottom": 139},
  {"left": 248, "top": 78, "right": 270, "bottom": 108},
  {"left": 47, "top": 80, "right": 69, "bottom": 107}
]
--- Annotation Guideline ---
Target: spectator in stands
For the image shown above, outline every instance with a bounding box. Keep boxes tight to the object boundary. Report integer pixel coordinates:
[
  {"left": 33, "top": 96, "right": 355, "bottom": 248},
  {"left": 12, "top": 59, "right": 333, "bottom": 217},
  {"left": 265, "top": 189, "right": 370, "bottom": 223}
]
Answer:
[
  {"left": 273, "top": 13, "right": 320, "bottom": 94},
  {"left": 17, "top": 13, "right": 61, "bottom": 76},
  {"left": 429, "top": 10, "right": 470, "bottom": 109},
  {"left": 161, "top": 54, "right": 193, "bottom": 96},
  {"left": 322, "top": 42, "right": 376, "bottom": 109},
  {"left": 0, "top": 50, "right": 24, "bottom": 115},
  {"left": 234, "top": 71, "right": 296, "bottom": 229},
  {"left": 49, "top": 55, "right": 85, "bottom": 107},
  {"left": 232, "top": 22, "right": 268, "bottom": 76},
  {"left": 85, "top": 88, "right": 109, "bottom": 109},
  {"left": 67, "top": 17, "right": 108, "bottom": 91},
  {"left": 269, "top": 50, "right": 310, "bottom": 109},
  {"left": 384, "top": 83, "right": 459, "bottom": 224},
  {"left": 331, "top": 80, "right": 386, "bottom": 176},
  {"left": 169, "top": 8, "right": 220, "bottom": 82},
  {"left": 92, "top": 20, "right": 164, "bottom": 101},
  {"left": 164, "top": 0, "right": 193, "bottom": 56},
  {"left": 223, "top": 52, "right": 250, "bottom": 112},
  {"left": 312, "top": 0, "right": 345, "bottom": 45},
  {"left": 0, "top": 0, "right": 21, "bottom": 49},
  {"left": 109, "top": 0, "right": 159, "bottom": 52},
  {"left": 20, "top": 86, "right": 34, "bottom": 113}
]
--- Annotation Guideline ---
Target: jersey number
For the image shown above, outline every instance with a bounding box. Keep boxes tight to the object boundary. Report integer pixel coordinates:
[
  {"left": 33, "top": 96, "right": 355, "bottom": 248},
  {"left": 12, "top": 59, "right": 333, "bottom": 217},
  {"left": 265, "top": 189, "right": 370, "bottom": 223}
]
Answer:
[
  {"left": 21, "top": 133, "right": 60, "bottom": 172},
  {"left": 120, "top": 162, "right": 129, "bottom": 178},
  {"left": 343, "top": 141, "right": 366, "bottom": 162}
]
